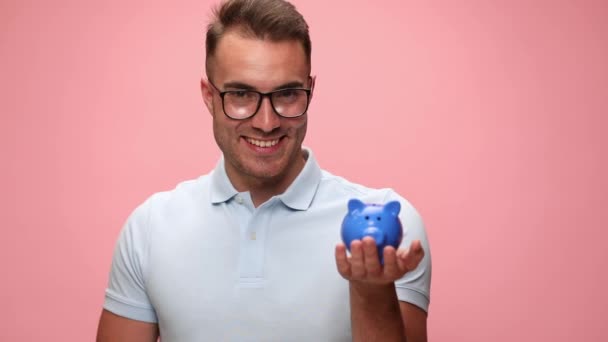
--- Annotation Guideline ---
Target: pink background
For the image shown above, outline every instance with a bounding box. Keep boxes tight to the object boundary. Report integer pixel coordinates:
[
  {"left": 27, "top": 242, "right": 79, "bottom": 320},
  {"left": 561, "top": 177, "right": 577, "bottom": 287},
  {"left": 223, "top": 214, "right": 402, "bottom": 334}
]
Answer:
[{"left": 2, "top": 0, "right": 607, "bottom": 340}]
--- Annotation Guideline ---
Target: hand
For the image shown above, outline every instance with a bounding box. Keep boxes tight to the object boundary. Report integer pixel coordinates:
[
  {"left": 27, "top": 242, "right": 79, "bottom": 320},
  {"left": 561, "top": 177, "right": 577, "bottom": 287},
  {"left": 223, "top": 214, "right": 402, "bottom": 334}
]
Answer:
[{"left": 335, "top": 237, "right": 425, "bottom": 285}]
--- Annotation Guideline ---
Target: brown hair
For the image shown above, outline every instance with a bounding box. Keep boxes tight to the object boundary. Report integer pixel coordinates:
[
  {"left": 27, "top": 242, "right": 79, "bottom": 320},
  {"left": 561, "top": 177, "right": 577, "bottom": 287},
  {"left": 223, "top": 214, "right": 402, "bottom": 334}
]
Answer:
[{"left": 205, "top": 0, "right": 311, "bottom": 76}]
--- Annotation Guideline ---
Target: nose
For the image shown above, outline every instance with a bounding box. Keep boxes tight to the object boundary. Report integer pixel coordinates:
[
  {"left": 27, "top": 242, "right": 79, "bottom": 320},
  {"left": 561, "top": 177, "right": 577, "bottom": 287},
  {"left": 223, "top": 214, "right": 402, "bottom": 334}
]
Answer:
[{"left": 251, "top": 96, "right": 280, "bottom": 133}]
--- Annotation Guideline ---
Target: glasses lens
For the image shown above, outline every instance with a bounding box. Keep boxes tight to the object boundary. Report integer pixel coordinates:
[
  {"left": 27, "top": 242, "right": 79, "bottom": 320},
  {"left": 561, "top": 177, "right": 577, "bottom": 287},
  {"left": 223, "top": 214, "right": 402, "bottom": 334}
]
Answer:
[
  {"left": 224, "top": 91, "right": 261, "bottom": 119},
  {"left": 272, "top": 89, "right": 309, "bottom": 117}
]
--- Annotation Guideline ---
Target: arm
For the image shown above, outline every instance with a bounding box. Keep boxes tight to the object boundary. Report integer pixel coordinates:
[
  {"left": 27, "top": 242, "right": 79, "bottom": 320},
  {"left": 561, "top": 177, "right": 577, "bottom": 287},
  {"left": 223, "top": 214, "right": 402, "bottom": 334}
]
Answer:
[
  {"left": 399, "top": 301, "right": 428, "bottom": 342},
  {"left": 99, "top": 199, "right": 160, "bottom": 341},
  {"left": 336, "top": 238, "right": 427, "bottom": 341},
  {"left": 96, "top": 309, "right": 159, "bottom": 342}
]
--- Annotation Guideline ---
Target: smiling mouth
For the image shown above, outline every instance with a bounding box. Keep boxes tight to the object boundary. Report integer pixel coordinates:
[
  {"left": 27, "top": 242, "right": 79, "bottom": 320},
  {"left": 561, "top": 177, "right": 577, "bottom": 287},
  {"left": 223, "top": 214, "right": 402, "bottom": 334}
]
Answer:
[{"left": 245, "top": 137, "right": 281, "bottom": 148}]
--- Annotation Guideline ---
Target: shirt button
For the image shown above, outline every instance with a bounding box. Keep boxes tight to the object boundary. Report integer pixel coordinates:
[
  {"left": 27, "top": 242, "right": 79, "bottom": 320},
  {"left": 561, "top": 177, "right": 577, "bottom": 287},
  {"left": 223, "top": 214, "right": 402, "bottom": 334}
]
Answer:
[
  {"left": 236, "top": 196, "right": 243, "bottom": 204},
  {"left": 250, "top": 231, "right": 256, "bottom": 240}
]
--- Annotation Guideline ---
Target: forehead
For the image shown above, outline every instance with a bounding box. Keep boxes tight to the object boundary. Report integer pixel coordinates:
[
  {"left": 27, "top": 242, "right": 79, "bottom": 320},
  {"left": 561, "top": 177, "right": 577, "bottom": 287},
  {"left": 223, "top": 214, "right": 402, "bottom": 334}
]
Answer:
[{"left": 210, "top": 30, "right": 310, "bottom": 89}]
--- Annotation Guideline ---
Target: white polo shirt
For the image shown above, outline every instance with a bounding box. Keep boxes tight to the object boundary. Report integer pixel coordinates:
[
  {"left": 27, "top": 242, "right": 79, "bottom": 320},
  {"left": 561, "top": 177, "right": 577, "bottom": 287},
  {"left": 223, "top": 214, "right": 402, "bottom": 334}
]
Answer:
[{"left": 104, "top": 148, "right": 431, "bottom": 341}]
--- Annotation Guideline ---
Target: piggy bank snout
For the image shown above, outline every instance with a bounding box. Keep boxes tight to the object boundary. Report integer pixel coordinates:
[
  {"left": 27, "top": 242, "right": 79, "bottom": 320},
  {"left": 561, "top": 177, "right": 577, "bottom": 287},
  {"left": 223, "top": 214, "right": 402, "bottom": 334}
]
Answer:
[{"left": 362, "top": 226, "right": 385, "bottom": 245}]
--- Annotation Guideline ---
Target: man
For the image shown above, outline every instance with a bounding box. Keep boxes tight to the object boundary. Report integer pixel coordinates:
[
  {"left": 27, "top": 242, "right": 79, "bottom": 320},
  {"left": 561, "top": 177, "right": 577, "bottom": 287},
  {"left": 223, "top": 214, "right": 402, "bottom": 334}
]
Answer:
[{"left": 97, "top": 0, "right": 431, "bottom": 341}]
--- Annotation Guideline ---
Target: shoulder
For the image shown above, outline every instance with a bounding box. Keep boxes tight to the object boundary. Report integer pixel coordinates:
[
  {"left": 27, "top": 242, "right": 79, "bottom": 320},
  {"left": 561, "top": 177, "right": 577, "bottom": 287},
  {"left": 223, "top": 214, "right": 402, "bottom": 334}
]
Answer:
[
  {"left": 145, "top": 174, "right": 211, "bottom": 210},
  {"left": 125, "top": 173, "right": 213, "bottom": 231},
  {"left": 317, "top": 169, "right": 417, "bottom": 209},
  {"left": 317, "top": 170, "right": 387, "bottom": 199}
]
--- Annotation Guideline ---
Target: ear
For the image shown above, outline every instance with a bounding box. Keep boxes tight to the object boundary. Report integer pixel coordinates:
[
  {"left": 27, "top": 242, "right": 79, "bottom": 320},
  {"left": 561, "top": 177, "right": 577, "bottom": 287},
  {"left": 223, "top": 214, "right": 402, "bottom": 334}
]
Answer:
[
  {"left": 347, "top": 198, "right": 365, "bottom": 214},
  {"left": 200, "top": 78, "right": 215, "bottom": 116},
  {"left": 384, "top": 201, "right": 401, "bottom": 216},
  {"left": 308, "top": 75, "right": 316, "bottom": 101}
]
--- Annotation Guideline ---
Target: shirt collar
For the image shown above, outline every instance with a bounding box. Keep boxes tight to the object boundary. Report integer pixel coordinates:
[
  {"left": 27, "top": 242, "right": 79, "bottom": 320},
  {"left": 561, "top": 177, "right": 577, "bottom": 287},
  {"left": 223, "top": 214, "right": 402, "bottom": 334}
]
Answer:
[
  {"left": 278, "top": 148, "right": 322, "bottom": 210},
  {"left": 209, "top": 147, "right": 322, "bottom": 211},
  {"left": 209, "top": 157, "right": 239, "bottom": 204}
]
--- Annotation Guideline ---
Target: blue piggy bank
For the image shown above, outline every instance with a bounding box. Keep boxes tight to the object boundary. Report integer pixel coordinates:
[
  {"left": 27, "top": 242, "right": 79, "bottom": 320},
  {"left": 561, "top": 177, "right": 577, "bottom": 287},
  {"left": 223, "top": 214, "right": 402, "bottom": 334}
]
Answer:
[{"left": 341, "top": 199, "right": 403, "bottom": 263}]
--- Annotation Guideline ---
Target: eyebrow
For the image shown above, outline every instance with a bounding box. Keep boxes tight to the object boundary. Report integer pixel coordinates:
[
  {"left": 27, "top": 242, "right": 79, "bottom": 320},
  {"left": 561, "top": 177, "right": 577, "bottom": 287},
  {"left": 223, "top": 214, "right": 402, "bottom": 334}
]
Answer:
[{"left": 222, "top": 81, "right": 306, "bottom": 91}]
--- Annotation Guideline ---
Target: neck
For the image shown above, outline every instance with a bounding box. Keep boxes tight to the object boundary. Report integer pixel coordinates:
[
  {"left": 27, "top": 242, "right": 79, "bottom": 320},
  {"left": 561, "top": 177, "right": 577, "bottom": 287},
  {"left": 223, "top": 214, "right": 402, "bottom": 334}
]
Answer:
[{"left": 227, "top": 151, "right": 307, "bottom": 207}]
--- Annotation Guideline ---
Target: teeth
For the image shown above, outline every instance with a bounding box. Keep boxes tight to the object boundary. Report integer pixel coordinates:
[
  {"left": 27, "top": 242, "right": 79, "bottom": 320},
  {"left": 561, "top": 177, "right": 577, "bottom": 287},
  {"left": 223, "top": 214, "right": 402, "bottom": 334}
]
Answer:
[{"left": 246, "top": 138, "right": 280, "bottom": 147}]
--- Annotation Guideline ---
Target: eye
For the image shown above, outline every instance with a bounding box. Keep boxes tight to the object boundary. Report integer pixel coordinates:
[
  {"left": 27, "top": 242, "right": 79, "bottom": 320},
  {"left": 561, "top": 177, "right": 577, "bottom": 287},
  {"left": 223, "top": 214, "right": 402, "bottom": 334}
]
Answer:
[
  {"left": 276, "top": 89, "right": 298, "bottom": 99},
  {"left": 365, "top": 216, "right": 369, "bottom": 220},
  {"left": 377, "top": 217, "right": 381, "bottom": 221},
  {"left": 232, "top": 90, "right": 251, "bottom": 98},
  {"left": 273, "top": 89, "right": 305, "bottom": 105}
]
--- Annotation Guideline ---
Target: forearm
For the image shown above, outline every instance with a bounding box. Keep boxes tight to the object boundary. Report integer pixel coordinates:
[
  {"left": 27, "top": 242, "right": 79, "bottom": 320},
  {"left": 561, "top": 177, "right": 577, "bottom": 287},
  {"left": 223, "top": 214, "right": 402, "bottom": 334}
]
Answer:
[{"left": 349, "top": 281, "right": 405, "bottom": 342}]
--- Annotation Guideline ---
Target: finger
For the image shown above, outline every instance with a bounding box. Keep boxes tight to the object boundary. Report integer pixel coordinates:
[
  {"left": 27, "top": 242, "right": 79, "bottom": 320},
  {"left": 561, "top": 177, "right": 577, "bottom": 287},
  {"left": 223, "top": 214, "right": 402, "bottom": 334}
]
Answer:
[
  {"left": 335, "top": 243, "right": 351, "bottom": 278},
  {"left": 395, "top": 248, "right": 411, "bottom": 273},
  {"left": 382, "top": 246, "right": 400, "bottom": 279},
  {"left": 397, "top": 240, "right": 425, "bottom": 272},
  {"left": 361, "top": 237, "right": 382, "bottom": 277},
  {"left": 408, "top": 240, "right": 425, "bottom": 269},
  {"left": 349, "top": 240, "right": 366, "bottom": 278}
]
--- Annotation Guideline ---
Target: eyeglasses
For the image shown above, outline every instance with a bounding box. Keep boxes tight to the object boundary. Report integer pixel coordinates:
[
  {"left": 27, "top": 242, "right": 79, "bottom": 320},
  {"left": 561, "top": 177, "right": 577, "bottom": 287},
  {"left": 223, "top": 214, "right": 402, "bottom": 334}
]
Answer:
[{"left": 208, "top": 79, "right": 312, "bottom": 120}]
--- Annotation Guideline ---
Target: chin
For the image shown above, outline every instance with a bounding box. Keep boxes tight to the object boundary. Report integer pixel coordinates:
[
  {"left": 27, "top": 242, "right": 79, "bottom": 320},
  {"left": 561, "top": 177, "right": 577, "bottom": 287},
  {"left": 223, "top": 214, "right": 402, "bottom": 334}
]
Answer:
[
  {"left": 245, "top": 164, "right": 286, "bottom": 180},
  {"left": 253, "top": 154, "right": 298, "bottom": 176}
]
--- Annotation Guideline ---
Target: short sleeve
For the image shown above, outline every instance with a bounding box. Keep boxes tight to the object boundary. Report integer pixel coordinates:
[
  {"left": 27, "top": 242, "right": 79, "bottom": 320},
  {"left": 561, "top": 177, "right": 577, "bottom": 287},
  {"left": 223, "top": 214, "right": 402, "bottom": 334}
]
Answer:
[
  {"left": 103, "top": 199, "right": 158, "bottom": 323},
  {"left": 385, "top": 191, "right": 432, "bottom": 313}
]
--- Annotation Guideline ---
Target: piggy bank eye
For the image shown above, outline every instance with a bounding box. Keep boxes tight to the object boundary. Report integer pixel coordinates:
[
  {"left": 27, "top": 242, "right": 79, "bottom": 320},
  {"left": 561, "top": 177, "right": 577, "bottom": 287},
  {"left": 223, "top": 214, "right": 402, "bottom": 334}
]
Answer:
[
  {"left": 377, "top": 216, "right": 381, "bottom": 221},
  {"left": 365, "top": 216, "right": 369, "bottom": 220}
]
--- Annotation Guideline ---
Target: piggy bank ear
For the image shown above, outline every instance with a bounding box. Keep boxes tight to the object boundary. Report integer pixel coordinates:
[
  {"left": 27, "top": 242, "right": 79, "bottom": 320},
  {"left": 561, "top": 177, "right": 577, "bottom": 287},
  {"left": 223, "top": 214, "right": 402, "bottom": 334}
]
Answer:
[
  {"left": 347, "top": 199, "right": 365, "bottom": 213},
  {"left": 384, "top": 201, "right": 401, "bottom": 216}
]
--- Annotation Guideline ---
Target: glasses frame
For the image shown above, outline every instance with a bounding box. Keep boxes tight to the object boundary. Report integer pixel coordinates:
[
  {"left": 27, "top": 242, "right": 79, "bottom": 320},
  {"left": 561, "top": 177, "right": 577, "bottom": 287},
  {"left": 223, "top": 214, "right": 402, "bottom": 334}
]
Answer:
[{"left": 207, "top": 78, "right": 312, "bottom": 120}]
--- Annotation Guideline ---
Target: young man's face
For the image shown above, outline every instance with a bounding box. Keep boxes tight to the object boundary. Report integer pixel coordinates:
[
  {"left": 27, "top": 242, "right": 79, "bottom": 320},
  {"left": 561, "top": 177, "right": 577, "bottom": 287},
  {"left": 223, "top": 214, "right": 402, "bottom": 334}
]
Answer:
[{"left": 202, "top": 30, "right": 312, "bottom": 187}]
